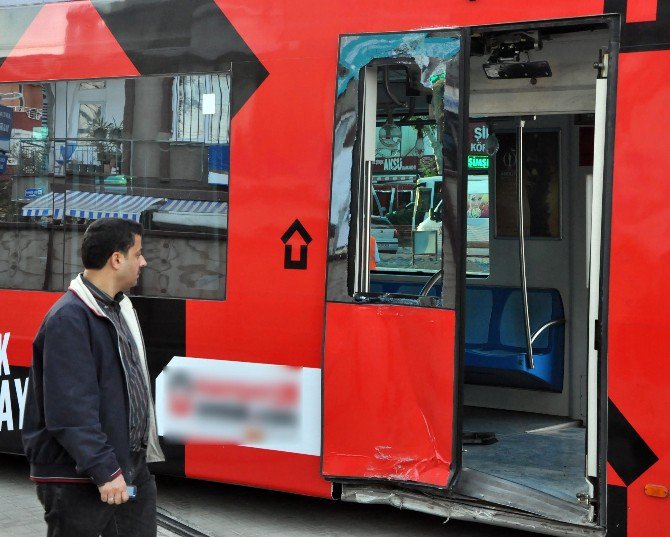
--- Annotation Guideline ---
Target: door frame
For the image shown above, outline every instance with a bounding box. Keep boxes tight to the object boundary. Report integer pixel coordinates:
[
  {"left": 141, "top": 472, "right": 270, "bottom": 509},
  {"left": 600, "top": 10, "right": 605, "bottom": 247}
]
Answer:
[{"left": 452, "top": 26, "right": 471, "bottom": 487}]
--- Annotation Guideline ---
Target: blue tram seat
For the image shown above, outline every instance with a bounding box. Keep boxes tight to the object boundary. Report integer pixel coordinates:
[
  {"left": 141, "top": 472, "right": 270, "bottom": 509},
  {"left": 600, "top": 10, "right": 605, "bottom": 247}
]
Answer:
[
  {"left": 369, "top": 278, "right": 565, "bottom": 392},
  {"left": 464, "top": 287, "right": 565, "bottom": 392}
]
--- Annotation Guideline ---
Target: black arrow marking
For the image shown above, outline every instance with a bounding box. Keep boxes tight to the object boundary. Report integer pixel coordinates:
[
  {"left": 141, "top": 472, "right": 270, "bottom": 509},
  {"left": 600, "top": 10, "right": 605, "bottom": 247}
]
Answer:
[
  {"left": 604, "top": 0, "right": 670, "bottom": 52},
  {"left": 91, "top": 0, "right": 268, "bottom": 117},
  {"left": 281, "top": 219, "right": 312, "bottom": 270},
  {"left": 607, "top": 398, "right": 658, "bottom": 486}
]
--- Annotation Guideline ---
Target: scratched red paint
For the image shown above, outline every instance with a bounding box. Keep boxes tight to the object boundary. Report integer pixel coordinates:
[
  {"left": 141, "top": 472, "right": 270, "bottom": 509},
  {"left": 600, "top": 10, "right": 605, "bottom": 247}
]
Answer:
[{"left": 322, "top": 303, "right": 455, "bottom": 487}]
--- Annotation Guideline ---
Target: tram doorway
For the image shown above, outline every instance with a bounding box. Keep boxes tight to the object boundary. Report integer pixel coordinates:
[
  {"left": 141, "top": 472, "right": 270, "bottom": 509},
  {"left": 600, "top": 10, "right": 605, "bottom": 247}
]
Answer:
[{"left": 458, "top": 21, "right": 612, "bottom": 525}]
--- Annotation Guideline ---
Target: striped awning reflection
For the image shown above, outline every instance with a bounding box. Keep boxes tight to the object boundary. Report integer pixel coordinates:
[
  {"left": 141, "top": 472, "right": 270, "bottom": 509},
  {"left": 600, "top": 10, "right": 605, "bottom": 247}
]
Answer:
[
  {"left": 21, "top": 190, "right": 163, "bottom": 222},
  {"left": 153, "top": 198, "right": 228, "bottom": 230},
  {"left": 158, "top": 199, "right": 227, "bottom": 214}
]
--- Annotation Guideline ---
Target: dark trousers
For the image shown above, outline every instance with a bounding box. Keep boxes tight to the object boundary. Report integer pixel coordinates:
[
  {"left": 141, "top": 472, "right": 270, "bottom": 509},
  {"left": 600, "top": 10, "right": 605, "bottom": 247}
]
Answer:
[{"left": 36, "top": 452, "right": 157, "bottom": 537}]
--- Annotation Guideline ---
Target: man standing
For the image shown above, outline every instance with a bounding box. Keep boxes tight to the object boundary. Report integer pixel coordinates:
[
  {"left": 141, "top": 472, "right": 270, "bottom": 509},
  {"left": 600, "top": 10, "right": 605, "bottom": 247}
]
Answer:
[{"left": 22, "top": 218, "right": 165, "bottom": 536}]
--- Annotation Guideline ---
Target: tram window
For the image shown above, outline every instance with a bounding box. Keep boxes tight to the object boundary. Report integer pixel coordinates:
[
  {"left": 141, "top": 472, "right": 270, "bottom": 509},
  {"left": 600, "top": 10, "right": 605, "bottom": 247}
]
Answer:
[
  {"left": 364, "top": 60, "right": 460, "bottom": 283},
  {"left": 0, "top": 82, "right": 56, "bottom": 291},
  {"left": 371, "top": 118, "right": 447, "bottom": 274},
  {"left": 327, "top": 31, "right": 461, "bottom": 305},
  {"left": 495, "top": 131, "right": 560, "bottom": 238},
  {"left": 60, "top": 75, "right": 229, "bottom": 300},
  {"left": 11, "top": 74, "right": 230, "bottom": 299}
]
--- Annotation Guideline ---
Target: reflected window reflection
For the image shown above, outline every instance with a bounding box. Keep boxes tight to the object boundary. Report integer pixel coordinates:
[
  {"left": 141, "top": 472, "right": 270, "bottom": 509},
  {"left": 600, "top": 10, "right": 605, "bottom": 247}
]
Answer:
[
  {"left": 77, "top": 103, "right": 104, "bottom": 138},
  {"left": 79, "top": 81, "right": 106, "bottom": 90},
  {"left": 174, "top": 74, "right": 230, "bottom": 144},
  {"left": 0, "top": 82, "right": 55, "bottom": 291}
]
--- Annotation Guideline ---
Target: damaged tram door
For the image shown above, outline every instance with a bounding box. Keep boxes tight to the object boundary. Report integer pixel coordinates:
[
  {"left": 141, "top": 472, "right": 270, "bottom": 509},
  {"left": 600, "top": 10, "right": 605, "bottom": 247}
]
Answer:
[
  {"left": 322, "top": 31, "right": 466, "bottom": 491},
  {"left": 322, "top": 19, "right": 612, "bottom": 535}
]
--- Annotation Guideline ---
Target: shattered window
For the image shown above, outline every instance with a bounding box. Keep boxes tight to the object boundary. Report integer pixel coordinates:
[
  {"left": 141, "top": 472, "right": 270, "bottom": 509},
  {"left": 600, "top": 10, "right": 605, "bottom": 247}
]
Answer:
[{"left": 328, "top": 31, "right": 462, "bottom": 307}]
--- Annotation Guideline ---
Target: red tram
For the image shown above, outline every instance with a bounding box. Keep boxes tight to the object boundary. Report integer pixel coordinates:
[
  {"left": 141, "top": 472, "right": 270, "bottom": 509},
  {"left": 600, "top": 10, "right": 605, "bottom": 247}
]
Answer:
[{"left": 0, "top": 1, "right": 666, "bottom": 535}]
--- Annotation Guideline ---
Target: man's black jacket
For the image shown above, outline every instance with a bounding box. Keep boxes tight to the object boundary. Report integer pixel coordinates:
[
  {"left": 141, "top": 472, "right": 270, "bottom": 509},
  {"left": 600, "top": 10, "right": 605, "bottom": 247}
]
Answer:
[{"left": 22, "top": 276, "right": 164, "bottom": 485}]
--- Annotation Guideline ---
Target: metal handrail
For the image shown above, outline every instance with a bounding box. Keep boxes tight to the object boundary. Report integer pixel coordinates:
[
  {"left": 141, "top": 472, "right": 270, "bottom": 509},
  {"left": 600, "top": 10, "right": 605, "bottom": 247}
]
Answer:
[
  {"left": 530, "top": 318, "right": 567, "bottom": 346},
  {"left": 517, "top": 119, "right": 534, "bottom": 369},
  {"left": 419, "top": 269, "right": 443, "bottom": 297}
]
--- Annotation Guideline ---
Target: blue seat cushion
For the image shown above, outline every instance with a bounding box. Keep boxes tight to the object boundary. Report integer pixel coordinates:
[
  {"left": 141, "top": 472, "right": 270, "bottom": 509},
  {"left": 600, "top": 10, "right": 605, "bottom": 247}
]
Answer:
[
  {"left": 464, "top": 286, "right": 565, "bottom": 392},
  {"left": 465, "top": 347, "right": 561, "bottom": 392}
]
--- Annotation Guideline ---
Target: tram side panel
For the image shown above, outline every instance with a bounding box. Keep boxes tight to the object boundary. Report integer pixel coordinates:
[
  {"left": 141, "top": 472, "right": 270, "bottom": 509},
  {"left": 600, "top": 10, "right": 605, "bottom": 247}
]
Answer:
[
  {"left": 607, "top": 48, "right": 670, "bottom": 536},
  {"left": 0, "top": 292, "right": 60, "bottom": 454},
  {"left": 0, "top": 0, "right": 334, "bottom": 498}
]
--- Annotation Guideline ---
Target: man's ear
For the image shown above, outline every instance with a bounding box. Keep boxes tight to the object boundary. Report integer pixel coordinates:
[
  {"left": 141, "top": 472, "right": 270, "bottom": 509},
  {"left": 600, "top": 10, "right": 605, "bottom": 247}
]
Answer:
[{"left": 109, "top": 252, "right": 123, "bottom": 269}]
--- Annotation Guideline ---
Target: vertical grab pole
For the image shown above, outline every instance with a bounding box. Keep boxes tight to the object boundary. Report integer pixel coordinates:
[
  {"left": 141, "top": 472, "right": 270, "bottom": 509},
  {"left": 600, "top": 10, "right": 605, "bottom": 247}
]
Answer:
[{"left": 517, "top": 119, "right": 534, "bottom": 369}]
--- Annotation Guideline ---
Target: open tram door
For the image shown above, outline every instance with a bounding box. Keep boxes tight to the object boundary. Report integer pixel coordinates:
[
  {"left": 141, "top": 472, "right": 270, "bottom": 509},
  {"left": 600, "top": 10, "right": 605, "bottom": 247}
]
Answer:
[
  {"left": 322, "top": 30, "right": 468, "bottom": 492},
  {"left": 454, "top": 18, "right": 614, "bottom": 533},
  {"left": 323, "top": 17, "right": 616, "bottom": 536}
]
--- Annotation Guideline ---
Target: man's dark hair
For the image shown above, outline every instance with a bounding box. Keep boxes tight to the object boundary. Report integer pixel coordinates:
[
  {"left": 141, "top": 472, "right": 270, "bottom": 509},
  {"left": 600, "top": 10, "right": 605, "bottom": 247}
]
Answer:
[{"left": 81, "top": 218, "right": 143, "bottom": 269}]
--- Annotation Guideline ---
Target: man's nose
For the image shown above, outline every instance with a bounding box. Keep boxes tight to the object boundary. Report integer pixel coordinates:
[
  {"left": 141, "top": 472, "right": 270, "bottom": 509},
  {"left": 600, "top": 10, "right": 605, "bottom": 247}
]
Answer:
[{"left": 140, "top": 255, "right": 147, "bottom": 268}]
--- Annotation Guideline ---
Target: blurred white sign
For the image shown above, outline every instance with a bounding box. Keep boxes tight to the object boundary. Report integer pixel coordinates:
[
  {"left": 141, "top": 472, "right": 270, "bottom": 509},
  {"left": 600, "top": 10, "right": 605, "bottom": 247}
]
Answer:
[{"left": 156, "top": 357, "right": 321, "bottom": 456}]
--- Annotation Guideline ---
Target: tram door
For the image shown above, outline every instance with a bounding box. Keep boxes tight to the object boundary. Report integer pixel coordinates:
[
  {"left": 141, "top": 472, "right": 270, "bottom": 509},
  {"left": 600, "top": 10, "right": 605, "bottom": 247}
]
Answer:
[{"left": 322, "top": 31, "right": 466, "bottom": 488}]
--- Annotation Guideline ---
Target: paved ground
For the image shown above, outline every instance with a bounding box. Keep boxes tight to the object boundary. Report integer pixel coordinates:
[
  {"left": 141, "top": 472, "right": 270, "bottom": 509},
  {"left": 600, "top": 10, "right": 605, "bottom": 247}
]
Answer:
[
  {"left": 0, "top": 454, "right": 175, "bottom": 537},
  {"left": 0, "top": 454, "right": 48, "bottom": 537},
  {"left": 0, "top": 453, "right": 544, "bottom": 537}
]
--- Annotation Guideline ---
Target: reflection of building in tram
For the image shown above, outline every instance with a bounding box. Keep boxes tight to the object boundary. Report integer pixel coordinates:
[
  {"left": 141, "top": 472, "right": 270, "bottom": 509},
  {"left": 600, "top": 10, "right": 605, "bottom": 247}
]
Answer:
[
  {"left": 371, "top": 173, "right": 415, "bottom": 216},
  {"left": 0, "top": 82, "right": 44, "bottom": 125}
]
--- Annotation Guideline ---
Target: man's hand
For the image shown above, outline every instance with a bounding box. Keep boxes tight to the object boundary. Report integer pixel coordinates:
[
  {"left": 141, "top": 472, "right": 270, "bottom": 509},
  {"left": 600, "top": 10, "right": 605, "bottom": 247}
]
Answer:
[{"left": 98, "top": 474, "right": 129, "bottom": 505}]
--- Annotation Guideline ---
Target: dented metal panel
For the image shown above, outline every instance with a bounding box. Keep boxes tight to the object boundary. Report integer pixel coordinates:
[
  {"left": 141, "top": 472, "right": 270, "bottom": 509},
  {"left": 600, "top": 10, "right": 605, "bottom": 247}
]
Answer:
[
  {"left": 321, "top": 29, "right": 463, "bottom": 489},
  {"left": 322, "top": 302, "right": 455, "bottom": 486},
  {"left": 340, "top": 483, "right": 603, "bottom": 537}
]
